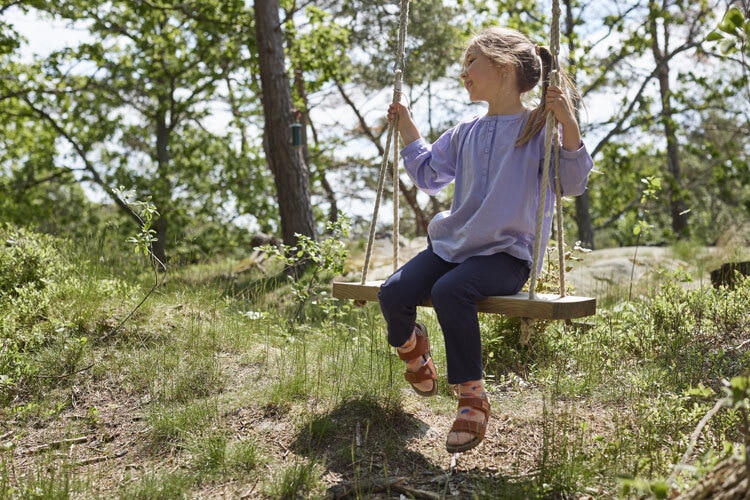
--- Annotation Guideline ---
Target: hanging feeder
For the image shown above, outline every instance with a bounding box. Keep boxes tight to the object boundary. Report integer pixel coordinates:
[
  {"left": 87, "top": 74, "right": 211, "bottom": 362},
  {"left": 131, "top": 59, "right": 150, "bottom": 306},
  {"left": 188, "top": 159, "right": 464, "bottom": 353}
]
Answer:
[{"left": 290, "top": 121, "right": 302, "bottom": 147}]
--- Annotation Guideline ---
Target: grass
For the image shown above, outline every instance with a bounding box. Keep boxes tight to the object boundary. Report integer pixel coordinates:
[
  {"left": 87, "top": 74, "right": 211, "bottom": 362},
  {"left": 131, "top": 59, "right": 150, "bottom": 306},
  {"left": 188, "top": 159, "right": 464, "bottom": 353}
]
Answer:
[{"left": 2, "top": 225, "right": 750, "bottom": 498}]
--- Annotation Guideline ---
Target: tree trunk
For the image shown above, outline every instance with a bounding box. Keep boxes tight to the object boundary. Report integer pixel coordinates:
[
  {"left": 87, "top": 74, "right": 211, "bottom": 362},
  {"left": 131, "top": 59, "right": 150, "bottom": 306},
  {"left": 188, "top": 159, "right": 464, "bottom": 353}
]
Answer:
[
  {"left": 563, "top": 0, "right": 595, "bottom": 249},
  {"left": 294, "top": 67, "right": 338, "bottom": 228},
  {"left": 151, "top": 215, "right": 167, "bottom": 268},
  {"left": 649, "top": 0, "right": 690, "bottom": 238},
  {"left": 152, "top": 95, "right": 171, "bottom": 266},
  {"left": 254, "top": 0, "right": 317, "bottom": 252}
]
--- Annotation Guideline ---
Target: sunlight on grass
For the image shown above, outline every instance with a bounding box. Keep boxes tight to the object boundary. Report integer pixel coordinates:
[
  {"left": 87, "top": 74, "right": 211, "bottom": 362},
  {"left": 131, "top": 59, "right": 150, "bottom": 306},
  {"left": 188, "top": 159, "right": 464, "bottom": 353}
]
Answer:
[
  {"left": 262, "top": 459, "right": 325, "bottom": 499},
  {"left": 147, "top": 399, "right": 220, "bottom": 444},
  {"left": 4, "top": 224, "right": 750, "bottom": 498},
  {"left": 118, "top": 470, "right": 195, "bottom": 500}
]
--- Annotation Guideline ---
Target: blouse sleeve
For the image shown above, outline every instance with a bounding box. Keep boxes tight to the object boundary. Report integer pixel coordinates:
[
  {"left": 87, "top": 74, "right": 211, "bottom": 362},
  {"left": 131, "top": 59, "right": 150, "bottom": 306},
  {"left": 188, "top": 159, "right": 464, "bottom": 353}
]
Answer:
[
  {"left": 556, "top": 142, "right": 593, "bottom": 197},
  {"left": 400, "top": 126, "right": 461, "bottom": 196}
]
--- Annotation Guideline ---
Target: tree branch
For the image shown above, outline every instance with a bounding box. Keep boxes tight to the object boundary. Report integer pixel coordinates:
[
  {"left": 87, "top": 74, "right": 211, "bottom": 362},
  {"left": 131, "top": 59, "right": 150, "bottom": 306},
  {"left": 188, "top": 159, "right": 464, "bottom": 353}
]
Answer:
[{"left": 22, "top": 97, "right": 143, "bottom": 227}]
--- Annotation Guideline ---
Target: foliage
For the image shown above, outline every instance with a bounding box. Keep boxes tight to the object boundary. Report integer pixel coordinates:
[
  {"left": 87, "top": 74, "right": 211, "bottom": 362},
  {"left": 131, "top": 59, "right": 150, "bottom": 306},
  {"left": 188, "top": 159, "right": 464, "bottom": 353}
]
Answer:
[
  {"left": 480, "top": 240, "right": 586, "bottom": 377},
  {"left": 1, "top": 226, "right": 750, "bottom": 497},
  {"left": 1, "top": 0, "right": 748, "bottom": 255},
  {"left": 114, "top": 187, "right": 159, "bottom": 258},
  {"left": 707, "top": 4, "right": 750, "bottom": 108},
  {"left": 0, "top": 224, "right": 144, "bottom": 407},
  {"left": 261, "top": 215, "right": 352, "bottom": 327},
  {"left": 3, "top": 1, "right": 750, "bottom": 495},
  {"left": 0, "top": 225, "right": 73, "bottom": 403},
  {"left": 707, "top": 6, "right": 749, "bottom": 56},
  {"left": 1, "top": 0, "right": 266, "bottom": 263}
]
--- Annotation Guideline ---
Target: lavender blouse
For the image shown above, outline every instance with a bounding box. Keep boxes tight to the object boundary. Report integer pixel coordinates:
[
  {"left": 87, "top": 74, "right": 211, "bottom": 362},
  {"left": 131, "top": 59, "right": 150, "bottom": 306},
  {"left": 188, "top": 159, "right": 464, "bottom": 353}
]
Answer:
[{"left": 401, "top": 111, "right": 593, "bottom": 270}]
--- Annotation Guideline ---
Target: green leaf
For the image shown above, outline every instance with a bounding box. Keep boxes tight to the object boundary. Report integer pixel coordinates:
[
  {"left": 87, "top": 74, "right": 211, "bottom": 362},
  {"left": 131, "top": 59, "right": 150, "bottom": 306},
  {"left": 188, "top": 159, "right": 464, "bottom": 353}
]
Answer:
[
  {"left": 705, "top": 30, "right": 724, "bottom": 42},
  {"left": 726, "top": 7, "right": 745, "bottom": 29},
  {"left": 719, "top": 7, "right": 744, "bottom": 34},
  {"left": 719, "top": 38, "right": 736, "bottom": 54}
]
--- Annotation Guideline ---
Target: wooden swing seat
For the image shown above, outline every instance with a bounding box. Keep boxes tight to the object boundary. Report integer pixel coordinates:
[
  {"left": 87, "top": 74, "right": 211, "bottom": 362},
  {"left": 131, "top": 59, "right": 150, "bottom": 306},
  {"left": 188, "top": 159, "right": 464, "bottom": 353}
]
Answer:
[{"left": 332, "top": 280, "right": 596, "bottom": 320}]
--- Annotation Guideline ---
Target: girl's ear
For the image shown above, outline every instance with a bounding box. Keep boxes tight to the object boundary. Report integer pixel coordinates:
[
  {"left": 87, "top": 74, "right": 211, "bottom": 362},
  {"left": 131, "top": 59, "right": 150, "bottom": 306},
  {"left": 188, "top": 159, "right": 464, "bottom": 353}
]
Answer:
[
  {"left": 495, "top": 63, "right": 512, "bottom": 78},
  {"left": 498, "top": 64, "right": 518, "bottom": 86}
]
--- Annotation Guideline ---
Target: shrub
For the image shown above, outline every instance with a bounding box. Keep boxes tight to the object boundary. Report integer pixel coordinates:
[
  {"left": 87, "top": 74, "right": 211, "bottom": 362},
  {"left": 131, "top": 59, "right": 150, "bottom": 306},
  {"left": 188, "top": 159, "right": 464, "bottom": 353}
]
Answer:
[
  {"left": 0, "top": 224, "right": 70, "bottom": 297},
  {"left": 0, "top": 225, "right": 73, "bottom": 404}
]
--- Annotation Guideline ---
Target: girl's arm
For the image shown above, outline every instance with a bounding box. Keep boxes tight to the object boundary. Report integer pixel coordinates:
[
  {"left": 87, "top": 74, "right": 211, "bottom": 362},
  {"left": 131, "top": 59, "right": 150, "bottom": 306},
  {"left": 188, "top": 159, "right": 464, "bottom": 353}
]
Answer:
[
  {"left": 388, "top": 100, "right": 421, "bottom": 146},
  {"left": 545, "top": 85, "right": 582, "bottom": 151}
]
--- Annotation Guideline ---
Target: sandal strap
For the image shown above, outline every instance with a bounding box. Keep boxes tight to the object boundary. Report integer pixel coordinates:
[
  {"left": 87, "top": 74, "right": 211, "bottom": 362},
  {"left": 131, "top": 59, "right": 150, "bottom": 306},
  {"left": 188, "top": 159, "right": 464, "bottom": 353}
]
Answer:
[
  {"left": 397, "top": 324, "right": 430, "bottom": 361},
  {"left": 404, "top": 360, "right": 436, "bottom": 384},
  {"left": 450, "top": 418, "right": 487, "bottom": 435},
  {"left": 456, "top": 396, "right": 491, "bottom": 419},
  {"left": 449, "top": 395, "right": 491, "bottom": 436}
]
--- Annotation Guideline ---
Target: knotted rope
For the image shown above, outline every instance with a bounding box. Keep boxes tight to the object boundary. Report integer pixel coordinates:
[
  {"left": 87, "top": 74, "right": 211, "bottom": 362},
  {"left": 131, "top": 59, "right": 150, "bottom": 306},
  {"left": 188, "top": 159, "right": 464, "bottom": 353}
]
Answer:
[
  {"left": 528, "top": 0, "right": 566, "bottom": 300},
  {"left": 360, "top": 0, "right": 409, "bottom": 284}
]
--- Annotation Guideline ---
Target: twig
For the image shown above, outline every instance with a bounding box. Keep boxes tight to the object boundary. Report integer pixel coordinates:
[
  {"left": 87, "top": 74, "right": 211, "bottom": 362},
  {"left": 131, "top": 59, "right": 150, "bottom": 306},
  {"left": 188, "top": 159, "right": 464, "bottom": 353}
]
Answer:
[
  {"left": 449, "top": 452, "right": 459, "bottom": 472},
  {"left": 730, "top": 338, "right": 750, "bottom": 352},
  {"left": 390, "top": 482, "right": 441, "bottom": 500},
  {"left": 0, "top": 431, "right": 12, "bottom": 441},
  {"left": 668, "top": 398, "right": 725, "bottom": 485},
  {"left": 330, "top": 477, "right": 440, "bottom": 500},
  {"left": 22, "top": 436, "right": 89, "bottom": 455},
  {"left": 74, "top": 455, "right": 108, "bottom": 467},
  {"left": 36, "top": 363, "right": 94, "bottom": 380},
  {"left": 240, "top": 477, "right": 260, "bottom": 499}
]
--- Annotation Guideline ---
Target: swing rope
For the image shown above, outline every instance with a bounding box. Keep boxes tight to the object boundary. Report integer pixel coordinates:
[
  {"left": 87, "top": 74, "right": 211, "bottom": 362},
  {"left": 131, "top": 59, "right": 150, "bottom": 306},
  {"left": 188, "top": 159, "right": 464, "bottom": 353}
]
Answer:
[
  {"left": 360, "top": 0, "right": 568, "bottom": 303},
  {"left": 360, "top": 0, "right": 410, "bottom": 284},
  {"left": 528, "top": 0, "right": 566, "bottom": 300}
]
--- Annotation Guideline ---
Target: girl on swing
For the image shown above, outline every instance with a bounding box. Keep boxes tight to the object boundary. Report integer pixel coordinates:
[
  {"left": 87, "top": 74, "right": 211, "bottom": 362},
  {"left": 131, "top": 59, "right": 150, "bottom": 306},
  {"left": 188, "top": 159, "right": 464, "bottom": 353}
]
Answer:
[{"left": 379, "top": 26, "right": 593, "bottom": 453}]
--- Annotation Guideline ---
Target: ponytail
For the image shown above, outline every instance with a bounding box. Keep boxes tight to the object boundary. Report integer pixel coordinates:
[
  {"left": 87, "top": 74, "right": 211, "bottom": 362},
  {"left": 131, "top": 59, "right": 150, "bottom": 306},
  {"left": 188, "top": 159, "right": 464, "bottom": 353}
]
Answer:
[{"left": 516, "top": 46, "right": 553, "bottom": 146}]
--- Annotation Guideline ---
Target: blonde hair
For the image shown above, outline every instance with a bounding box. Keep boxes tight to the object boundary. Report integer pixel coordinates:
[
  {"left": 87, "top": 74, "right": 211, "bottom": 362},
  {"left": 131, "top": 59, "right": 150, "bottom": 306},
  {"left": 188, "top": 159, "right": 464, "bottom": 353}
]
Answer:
[{"left": 463, "top": 27, "right": 579, "bottom": 146}]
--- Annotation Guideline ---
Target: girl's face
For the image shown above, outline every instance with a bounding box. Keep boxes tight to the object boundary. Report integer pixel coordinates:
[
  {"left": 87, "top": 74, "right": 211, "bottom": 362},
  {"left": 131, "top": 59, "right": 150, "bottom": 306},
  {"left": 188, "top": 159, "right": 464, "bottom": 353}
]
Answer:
[{"left": 460, "top": 49, "right": 505, "bottom": 102}]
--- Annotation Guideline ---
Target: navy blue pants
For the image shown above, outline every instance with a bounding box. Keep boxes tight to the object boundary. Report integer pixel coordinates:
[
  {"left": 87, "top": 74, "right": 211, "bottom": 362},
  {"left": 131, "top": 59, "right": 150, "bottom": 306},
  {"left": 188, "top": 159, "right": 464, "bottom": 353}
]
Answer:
[{"left": 378, "top": 245, "right": 530, "bottom": 384}]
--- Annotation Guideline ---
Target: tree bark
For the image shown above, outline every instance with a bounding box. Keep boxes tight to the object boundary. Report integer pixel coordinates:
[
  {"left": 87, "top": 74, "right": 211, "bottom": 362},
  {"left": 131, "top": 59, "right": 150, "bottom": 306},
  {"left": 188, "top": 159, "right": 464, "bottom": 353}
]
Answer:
[
  {"left": 254, "top": 0, "right": 317, "bottom": 253},
  {"left": 151, "top": 94, "right": 171, "bottom": 266},
  {"left": 563, "top": 0, "right": 595, "bottom": 249},
  {"left": 294, "top": 67, "right": 339, "bottom": 228},
  {"left": 649, "top": 0, "right": 690, "bottom": 238}
]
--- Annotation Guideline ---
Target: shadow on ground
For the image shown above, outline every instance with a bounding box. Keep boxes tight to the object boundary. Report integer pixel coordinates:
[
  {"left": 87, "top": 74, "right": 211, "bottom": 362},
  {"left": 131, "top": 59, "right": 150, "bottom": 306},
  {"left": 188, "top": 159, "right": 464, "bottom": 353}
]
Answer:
[{"left": 289, "top": 396, "right": 543, "bottom": 499}]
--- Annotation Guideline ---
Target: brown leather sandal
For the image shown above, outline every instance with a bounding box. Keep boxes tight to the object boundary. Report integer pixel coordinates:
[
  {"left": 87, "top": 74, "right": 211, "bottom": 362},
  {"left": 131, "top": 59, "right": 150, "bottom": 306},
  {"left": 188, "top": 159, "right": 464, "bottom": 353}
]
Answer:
[
  {"left": 445, "top": 394, "right": 491, "bottom": 453},
  {"left": 397, "top": 323, "right": 438, "bottom": 397}
]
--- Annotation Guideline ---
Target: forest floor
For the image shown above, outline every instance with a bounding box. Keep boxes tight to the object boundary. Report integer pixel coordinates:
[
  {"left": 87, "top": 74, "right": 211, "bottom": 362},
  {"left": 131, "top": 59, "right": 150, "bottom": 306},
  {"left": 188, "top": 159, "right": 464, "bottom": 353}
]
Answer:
[{"left": 3, "top": 238, "right": 745, "bottom": 499}]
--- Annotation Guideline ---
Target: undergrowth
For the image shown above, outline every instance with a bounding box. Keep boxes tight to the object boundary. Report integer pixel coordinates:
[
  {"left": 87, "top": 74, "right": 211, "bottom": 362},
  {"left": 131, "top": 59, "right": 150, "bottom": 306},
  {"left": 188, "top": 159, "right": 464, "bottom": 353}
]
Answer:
[{"left": 2, "top": 222, "right": 750, "bottom": 498}]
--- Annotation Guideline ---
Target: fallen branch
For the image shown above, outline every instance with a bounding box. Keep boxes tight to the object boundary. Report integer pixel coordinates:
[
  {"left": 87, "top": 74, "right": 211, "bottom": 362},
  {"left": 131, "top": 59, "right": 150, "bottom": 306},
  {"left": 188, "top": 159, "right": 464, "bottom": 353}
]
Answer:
[
  {"left": 35, "top": 363, "right": 95, "bottom": 380},
  {"left": 329, "top": 477, "right": 441, "bottom": 500},
  {"left": 22, "top": 436, "right": 89, "bottom": 455},
  {"left": 74, "top": 455, "right": 108, "bottom": 467},
  {"left": 0, "top": 431, "right": 12, "bottom": 441},
  {"left": 75, "top": 449, "right": 128, "bottom": 466}
]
